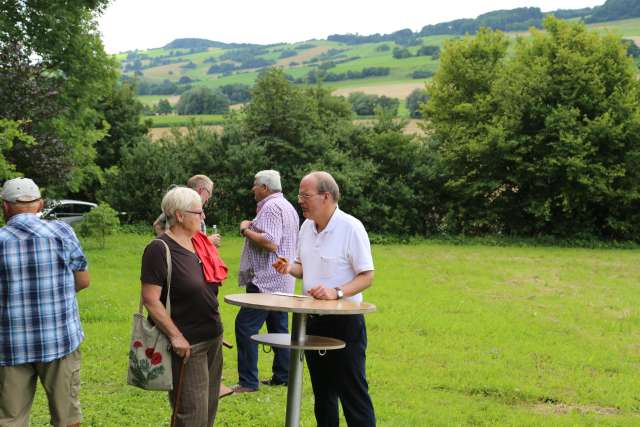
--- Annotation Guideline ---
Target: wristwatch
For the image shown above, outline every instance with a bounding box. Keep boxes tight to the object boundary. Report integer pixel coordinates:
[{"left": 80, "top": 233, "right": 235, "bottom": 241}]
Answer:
[{"left": 335, "top": 287, "right": 344, "bottom": 300}]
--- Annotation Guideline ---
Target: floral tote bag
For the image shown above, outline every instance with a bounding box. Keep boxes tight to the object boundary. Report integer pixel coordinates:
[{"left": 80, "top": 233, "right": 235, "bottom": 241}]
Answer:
[{"left": 127, "top": 239, "right": 173, "bottom": 391}]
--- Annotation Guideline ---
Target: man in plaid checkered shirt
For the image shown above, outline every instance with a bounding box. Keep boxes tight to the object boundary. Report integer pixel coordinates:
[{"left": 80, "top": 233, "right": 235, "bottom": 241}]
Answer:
[{"left": 0, "top": 178, "right": 90, "bottom": 427}]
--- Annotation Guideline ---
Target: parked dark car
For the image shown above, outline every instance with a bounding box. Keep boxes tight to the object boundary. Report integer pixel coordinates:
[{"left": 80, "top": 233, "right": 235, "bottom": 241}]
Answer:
[{"left": 38, "top": 199, "right": 97, "bottom": 225}]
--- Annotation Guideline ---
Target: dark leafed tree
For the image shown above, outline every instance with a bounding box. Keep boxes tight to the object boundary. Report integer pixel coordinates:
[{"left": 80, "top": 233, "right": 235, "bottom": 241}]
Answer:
[{"left": 0, "top": 0, "right": 117, "bottom": 195}]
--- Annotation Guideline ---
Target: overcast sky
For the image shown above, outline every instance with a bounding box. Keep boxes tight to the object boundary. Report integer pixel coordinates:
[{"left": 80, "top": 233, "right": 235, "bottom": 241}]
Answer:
[{"left": 98, "top": 0, "right": 606, "bottom": 54}]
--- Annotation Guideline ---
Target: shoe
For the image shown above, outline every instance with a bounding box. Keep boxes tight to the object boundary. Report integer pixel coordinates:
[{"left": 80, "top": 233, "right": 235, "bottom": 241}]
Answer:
[
  {"left": 219, "top": 383, "right": 234, "bottom": 399},
  {"left": 261, "top": 377, "right": 288, "bottom": 386},
  {"left": 231, "top": 384, "right": 258, "bottom": 393}
]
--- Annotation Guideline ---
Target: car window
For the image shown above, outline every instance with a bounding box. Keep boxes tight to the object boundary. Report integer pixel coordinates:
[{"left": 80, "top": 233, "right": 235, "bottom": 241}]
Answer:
[
  {"left": 72, "top": 204, "right": 93, "bottom": 214},
  {"left": 45, "top": 202, "right": 94, "bottom": 218}
]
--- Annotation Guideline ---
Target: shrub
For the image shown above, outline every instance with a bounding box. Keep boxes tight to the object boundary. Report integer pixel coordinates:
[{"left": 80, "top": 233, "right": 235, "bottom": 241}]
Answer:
[
  {"left": 175, "top": 87, "right": 229, "bottom": 114},
  {"left": 411, "top": 69, "right": 433, "bottom": 79},
  {"left": 406, "top": 88, "right": 429, "bottom": 118},
  {"left": 78, "top": 203, "right": 120, "bottom": 248}
]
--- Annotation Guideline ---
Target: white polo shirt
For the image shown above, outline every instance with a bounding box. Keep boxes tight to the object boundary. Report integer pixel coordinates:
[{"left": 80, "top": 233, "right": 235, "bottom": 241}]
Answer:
[{"left": 296, "top": 207, "right": 374, "bottom": 303}]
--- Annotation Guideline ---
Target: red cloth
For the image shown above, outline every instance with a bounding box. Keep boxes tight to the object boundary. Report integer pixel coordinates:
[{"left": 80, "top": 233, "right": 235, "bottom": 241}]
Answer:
[{"left": 192, "top": 231, "right": 228, "bottom": 285}]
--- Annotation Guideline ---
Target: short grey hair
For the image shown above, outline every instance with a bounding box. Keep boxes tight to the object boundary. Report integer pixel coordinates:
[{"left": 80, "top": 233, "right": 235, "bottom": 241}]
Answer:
[
  {"left": 186, "top": 174, "right": 213, "bottom": 192},
  {"left": 161, "top": 186, "right": 201, "bottom": 227},
  {"left": 255, "top": 170, "right": 282, "bottom": 192},
  {"left": 306, "top": 171, "right": 340, "bottom": 202}
]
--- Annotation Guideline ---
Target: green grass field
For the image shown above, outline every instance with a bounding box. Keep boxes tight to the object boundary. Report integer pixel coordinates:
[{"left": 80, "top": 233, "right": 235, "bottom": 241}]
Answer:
[
  {"left": 147, "top": 114, "right": 225, "bottom": 127},
  {"left": 27, "top": 232, "right": 640, "bottom": 426}
]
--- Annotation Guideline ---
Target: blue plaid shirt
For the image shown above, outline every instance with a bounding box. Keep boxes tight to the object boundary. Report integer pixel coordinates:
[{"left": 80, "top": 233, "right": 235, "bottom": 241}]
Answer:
[{"left": 0, "top": 213, "right": 88, "bottom": 366}]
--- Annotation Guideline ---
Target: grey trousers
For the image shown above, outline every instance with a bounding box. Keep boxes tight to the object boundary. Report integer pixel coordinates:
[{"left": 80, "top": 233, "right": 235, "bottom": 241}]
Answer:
[{"left": 169, "top": 335, "right": 223, "bottom": 427}]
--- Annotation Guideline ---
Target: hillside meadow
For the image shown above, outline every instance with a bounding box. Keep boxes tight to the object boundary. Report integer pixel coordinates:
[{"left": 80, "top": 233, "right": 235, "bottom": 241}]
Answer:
[
  {"left": 27, "top": 233, "right": 640, "bottom": 426},
  {"left": 128, "top": 17, "right": 640, "bottom": 107}
]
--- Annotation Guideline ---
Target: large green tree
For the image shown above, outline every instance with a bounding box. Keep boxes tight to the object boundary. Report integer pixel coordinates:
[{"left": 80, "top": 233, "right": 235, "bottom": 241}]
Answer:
[
  {"left": 0, "top": 0, "right": 117, "bottom": 194},
  {"left": 175, "top": 87, "right": 230, "bottom": 115},
  {"left": 424, "top": 17, "right": 640, "bottom": 239}
]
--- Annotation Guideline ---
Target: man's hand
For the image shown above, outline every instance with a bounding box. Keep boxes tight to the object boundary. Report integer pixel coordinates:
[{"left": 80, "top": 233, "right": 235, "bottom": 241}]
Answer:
[
  {"left": 208, "top": 233, "right": 221, "bottom": 247},
  {"left": 272, "top": 256, "right": 291, "bottom": 274},
  {"left": 307, "top": 285, "right": 338, "bottom": 300},
  {"left": 240, "top": 220, "right": 252, "bottom": 235}
]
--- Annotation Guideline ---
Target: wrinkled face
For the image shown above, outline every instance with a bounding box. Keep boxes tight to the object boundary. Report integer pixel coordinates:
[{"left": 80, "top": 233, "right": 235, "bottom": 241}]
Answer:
[
  {"left": 197, "top": 185, "right": 213, "bottom": 207},
  {"left": 297, "top": 176, "right": 328, "bottom": 220},
  {"left": 179, "top": 201, "right": 205, "bottom": 234},
  {"left": 252, "top": 179, "right": 269, "bottom": 202}
]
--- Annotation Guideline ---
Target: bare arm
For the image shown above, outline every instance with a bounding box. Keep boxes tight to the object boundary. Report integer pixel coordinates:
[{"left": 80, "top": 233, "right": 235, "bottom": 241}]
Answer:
[
  {"left": 273, "top": 258, "right": 303, "bottom": 279},
  {"left": 141, "top": 283, "right": 191, "bottom": 360},
  {"left": 74, "top": 271, "right": 90, "bottom": 292},
  {"left": 240, "top": 220, "right": 277, "bottom": 252},
  {"left": 307, "top": 270, "right": 374, "bottom": 300}
]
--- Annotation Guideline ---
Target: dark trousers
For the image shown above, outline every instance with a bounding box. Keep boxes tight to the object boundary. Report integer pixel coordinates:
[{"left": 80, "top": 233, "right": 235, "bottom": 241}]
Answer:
[
  {"left": 235, "top": 284, "right": 290, "bottom": 389},
  {"left": 305, "top": 314, "right": 376, "bottom": 427}
]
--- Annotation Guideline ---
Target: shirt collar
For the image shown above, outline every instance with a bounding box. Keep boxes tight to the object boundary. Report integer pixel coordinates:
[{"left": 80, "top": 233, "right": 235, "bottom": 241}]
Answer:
[
  {"left": 313, "top": 206, "right": 341, "bottom": 235},
  {"left": 256, "top": 192, "right": 282, "bottom": 212},
  {"left": 7, "top": 213, "right": 39, "bottom": 226}
]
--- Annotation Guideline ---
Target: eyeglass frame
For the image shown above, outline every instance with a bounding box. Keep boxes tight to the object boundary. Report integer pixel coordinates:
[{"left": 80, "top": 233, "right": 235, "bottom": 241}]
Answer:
[{"left": 297, "top": 192, "right": 327, "bottom": 200}]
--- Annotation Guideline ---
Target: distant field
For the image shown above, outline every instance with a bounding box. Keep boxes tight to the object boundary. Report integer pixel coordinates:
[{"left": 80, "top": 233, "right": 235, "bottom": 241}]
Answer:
[
  {"left": 588, "top": 17, "right": 640, "bottom": 37},
  {"left": 147, "top": 114, "right": 224, "bottom": 127},
  {"left": 127, "top": 17, "right": 640, "bottom": 127},
  {"left": 137, "top": 95, "right": 180, "bottom": 106},
  {"left": 332, "top": 81, "right": 426, "bottom": 99},
  {"left": 147, "top": 119, "right": 424, "bottom": 140}
]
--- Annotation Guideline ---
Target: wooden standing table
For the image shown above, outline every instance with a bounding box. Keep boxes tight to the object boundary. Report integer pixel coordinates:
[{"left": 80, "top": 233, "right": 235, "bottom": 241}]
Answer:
[{"left": 224, "top": 293, "right": 376, "bottom": 427}]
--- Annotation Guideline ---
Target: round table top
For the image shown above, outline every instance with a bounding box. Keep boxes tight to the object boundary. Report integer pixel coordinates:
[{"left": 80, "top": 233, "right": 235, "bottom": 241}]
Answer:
[{"left": 224, "top": 293, "right": 376, "bottom": 315}]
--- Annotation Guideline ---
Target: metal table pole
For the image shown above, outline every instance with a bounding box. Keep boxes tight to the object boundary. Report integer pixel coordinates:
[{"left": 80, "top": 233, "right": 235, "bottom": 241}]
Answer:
[{"left": 285, "top": 312, "right": 307, "bottom": 427}]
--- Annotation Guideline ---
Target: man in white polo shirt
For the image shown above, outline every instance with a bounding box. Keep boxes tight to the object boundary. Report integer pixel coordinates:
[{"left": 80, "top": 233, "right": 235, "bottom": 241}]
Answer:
[{"left": 274, "top": 171, "right": 376, "bottom": 427}]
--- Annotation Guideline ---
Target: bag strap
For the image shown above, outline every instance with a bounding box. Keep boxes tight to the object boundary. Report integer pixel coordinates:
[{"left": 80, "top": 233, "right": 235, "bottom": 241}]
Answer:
[{"left": 139, "top": 238, "right": 173, "bottom": 316}]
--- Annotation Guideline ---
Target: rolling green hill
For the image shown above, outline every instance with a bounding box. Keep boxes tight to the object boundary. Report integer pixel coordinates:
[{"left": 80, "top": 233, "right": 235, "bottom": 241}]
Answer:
[{"left": 121, "top": 16, "right": 640, "bottom": 116}]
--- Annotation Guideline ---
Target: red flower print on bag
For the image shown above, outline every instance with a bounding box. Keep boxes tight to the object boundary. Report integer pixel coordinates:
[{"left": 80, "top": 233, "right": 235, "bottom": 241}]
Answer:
[
  {"left": 151, "top": 352, "right": 162, "bottom": 365},
  {"left": 133, "top": 341, "right": 142, "bottom": 348},
  {"left": 145, "top": 348, "right": 154, "bottom": 358}
]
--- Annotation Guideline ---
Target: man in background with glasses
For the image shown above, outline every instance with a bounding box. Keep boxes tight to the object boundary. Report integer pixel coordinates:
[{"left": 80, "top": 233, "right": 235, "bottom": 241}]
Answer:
[
  {"left": 153, "top": 174, "right": 220, "bottom": 247},
  {"left": 233, "top": 170, "right": 299, "bottom": 393}
]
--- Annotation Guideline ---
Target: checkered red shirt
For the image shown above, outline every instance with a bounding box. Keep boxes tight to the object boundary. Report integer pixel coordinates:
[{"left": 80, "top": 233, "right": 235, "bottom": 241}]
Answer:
[{"left": 238, "top": 193, "right": 299, "bottom": 293}]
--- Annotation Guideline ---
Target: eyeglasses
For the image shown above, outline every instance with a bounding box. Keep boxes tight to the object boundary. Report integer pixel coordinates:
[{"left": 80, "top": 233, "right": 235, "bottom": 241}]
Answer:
[
  {"left": 297, "top": 193, "right": 323, "bottom": 200},
  {"left": 185, "top": 210, "right": 205, "bottom": 217}
]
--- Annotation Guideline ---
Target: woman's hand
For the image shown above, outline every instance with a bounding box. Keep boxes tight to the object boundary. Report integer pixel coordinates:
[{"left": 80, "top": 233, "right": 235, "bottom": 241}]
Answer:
[{"left": 170, "top": 334, "right": 191, "bottom": 362}]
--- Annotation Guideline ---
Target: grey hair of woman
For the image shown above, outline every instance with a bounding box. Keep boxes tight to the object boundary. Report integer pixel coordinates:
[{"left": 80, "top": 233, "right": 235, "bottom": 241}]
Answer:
[
  {"left": 255, "top": 170, "right": 282, "bottom": 192},
  {"left": 161, "top": 186, "right": 202, "bottom": 228}
]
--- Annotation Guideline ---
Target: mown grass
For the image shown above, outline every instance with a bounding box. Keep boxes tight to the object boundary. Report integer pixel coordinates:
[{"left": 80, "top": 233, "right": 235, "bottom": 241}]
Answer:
[{"left": 28, "top": 232, "right": 640, "bottom": 426}]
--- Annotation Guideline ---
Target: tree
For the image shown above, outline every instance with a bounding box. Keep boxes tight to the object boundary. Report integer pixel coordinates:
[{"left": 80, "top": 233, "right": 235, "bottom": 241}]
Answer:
[
  {"left": 95, "top": 82, "right": 149, "bottom": 171},
  {"left": 175, "top": 87, "right": 230, "bottom": 115},
  {"left": 0, "top": 0, "right": 117, "bottom": 195},
  {"left": 392, "top": 47, "right": 412, "bottom": 59},
  {"left": 406, "top": 89, "right": 429, "bottom": 118},
  {"left": 423, "top": 17, "right": 640, "bottom": 239},
  {"left": 157, "top": 99, "right": 173, "bottom": 115}
]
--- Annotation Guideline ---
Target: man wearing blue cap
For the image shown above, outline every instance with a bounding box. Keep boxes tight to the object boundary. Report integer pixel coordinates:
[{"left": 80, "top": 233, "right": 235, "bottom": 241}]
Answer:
[{"left": 0, "top": 178, "right": 90, "bottom": 427}]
